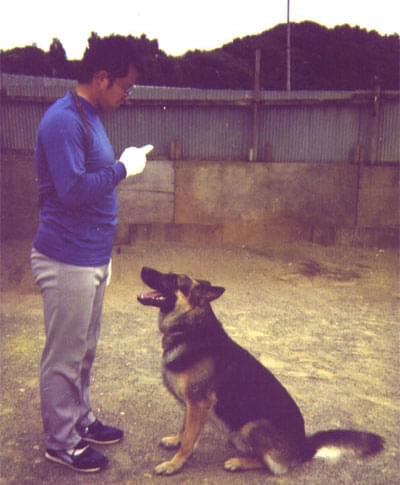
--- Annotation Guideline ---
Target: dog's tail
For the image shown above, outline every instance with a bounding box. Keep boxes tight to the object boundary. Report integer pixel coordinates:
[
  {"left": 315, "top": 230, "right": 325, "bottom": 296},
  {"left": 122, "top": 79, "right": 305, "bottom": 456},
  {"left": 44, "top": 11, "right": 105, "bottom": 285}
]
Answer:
[{"left": 305, "top": 429, "right": 384, "bottom": 462}]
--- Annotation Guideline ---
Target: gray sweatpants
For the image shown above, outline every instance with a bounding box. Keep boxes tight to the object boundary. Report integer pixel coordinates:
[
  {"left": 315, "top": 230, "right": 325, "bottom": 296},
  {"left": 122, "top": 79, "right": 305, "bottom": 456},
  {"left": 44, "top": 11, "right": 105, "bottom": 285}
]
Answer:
[{"left": 31, "top": 248, "right": 109, "bottom": 450}]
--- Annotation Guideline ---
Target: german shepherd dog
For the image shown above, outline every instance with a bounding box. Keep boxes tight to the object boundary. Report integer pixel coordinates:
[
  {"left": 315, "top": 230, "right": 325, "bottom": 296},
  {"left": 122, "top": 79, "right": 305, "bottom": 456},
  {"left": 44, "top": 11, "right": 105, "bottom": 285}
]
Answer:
[{"left": 137, "top": 267, "right": 383, "bottom": 476}]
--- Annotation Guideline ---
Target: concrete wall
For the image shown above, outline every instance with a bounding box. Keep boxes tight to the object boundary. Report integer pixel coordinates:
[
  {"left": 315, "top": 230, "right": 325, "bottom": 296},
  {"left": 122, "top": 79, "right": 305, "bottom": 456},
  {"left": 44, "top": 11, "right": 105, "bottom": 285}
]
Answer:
[
  {"left": 176, "top": 162, "right": 358, "bottom": 224},
  {"left": 117, "top": 160, "right": 399, "bottom": 247},
  {"left": 1, "top": 154, "right": 399, "bottom": 248},
  {"left": 1, "top": 154, "right": 39, "bottom": 241},
  {"left": 358, "top": 167, "right": 400, "bottom": 227}
]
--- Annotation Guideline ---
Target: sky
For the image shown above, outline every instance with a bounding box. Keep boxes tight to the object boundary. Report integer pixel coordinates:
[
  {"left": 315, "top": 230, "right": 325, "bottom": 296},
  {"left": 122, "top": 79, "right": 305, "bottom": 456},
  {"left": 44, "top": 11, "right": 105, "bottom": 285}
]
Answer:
[{"left": 1, "top": 0, "right": 399, "bottom": 60}]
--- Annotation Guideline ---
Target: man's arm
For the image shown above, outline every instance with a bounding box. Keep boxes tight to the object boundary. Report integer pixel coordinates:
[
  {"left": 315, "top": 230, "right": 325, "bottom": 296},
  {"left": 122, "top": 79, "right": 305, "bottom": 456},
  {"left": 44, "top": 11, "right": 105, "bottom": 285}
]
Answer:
[{"left": 39, "top": 112, "right": 126, "bottom": 208}]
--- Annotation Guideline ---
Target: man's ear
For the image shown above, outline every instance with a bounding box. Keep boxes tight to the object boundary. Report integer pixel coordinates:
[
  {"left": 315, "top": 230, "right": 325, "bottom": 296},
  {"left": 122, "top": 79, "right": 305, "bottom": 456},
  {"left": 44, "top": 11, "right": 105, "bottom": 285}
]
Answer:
[{"left": 93, "top": 70, "right": 110, "bottom": 89}]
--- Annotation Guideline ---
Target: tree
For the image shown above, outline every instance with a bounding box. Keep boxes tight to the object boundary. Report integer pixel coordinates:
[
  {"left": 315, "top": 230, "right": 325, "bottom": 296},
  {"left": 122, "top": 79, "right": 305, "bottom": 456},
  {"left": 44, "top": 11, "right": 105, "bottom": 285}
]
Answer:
[
  {"left": 175, "top": 49, "right": 252, "bottom": 89},
  {"left": 87, "top": 31, "right": 100, "bottom": 51},
  {"left": 1, "top": 45, "right": 50, "bottom": 76},
  {"left": 0, "top": 25, "right": 398, "bottom": 89},
  {"left": 47, "top": 38, "right": 68, "bottom": 78}
]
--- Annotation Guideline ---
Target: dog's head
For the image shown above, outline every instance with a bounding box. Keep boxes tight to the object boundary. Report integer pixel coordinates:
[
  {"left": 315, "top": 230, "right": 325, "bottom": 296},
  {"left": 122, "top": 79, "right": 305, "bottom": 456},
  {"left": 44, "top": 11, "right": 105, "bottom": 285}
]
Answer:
[{"left": 137, "top": 267, "right": 225, "bottom": 315}]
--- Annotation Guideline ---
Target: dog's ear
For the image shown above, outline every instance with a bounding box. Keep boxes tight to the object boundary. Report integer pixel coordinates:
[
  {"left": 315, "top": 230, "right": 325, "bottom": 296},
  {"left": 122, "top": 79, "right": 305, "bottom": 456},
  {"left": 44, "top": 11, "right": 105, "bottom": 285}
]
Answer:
[{"left": 201, "top": 285, "right": 225, "bottom": 302}]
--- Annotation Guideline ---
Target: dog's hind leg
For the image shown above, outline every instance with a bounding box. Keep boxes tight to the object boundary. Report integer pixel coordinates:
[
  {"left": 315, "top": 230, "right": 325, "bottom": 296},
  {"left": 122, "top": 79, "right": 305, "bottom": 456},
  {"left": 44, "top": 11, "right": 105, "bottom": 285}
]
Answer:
[
  {"left": 224, "top": 432, "right": 265, "bottom": 471},
  {"left": 224, "top": 420, "right": 301, "bottom": 475},
  {"left": 155, "top": 396, "right": 213, "bottom": 475},
  {"left": 224, "top": 456, "right": 265, "bottom": 472}
]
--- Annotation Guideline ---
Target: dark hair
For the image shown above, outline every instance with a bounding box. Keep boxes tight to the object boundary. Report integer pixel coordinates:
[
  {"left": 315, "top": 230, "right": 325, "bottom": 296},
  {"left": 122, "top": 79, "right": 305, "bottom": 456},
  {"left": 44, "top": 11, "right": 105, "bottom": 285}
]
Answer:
[{"left": 78, "top": 35, "right": 141, "bottom": 84}]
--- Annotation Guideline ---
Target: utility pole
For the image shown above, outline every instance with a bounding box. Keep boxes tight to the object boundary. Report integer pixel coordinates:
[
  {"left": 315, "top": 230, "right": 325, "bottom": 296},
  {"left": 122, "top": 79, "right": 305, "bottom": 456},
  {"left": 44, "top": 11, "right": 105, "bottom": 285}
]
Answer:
[
  {"left": 250, "top": 48, "right": 261, "bottom": 162},
  {"left": 286, "top": 0, "right": 291, "bottom": 91}
]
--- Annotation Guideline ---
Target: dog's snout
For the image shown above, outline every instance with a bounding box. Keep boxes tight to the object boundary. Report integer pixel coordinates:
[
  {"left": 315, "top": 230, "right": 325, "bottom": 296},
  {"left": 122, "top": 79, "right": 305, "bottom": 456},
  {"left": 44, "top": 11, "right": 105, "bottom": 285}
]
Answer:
[
  {"left": 140, "top": 267, "right": 161, "bottom": 286},
  {"left": 141, "top": 266, "right": 155, "bottom": 279}
]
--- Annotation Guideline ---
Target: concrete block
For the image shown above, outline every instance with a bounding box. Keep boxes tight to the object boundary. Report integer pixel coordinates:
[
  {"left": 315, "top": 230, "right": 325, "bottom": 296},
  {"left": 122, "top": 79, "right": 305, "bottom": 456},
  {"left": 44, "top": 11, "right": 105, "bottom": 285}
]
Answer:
[{"left": 118, "top": 191, "right": 174, "bottom": 224}]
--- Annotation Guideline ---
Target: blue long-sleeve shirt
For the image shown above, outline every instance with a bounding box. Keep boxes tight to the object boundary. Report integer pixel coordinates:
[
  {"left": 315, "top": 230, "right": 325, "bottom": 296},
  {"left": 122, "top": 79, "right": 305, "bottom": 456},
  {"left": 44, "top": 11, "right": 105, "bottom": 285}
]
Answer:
[{"left": 33, "top": 91, "right": 127, "bottom": 266}]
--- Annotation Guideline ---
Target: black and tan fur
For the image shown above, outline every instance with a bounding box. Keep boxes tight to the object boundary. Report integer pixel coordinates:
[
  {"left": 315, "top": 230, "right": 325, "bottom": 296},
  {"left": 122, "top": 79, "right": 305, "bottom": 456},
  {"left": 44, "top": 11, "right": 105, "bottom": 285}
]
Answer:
[{"left": 137, "top": 267, "right": 383, "bottom": 476}]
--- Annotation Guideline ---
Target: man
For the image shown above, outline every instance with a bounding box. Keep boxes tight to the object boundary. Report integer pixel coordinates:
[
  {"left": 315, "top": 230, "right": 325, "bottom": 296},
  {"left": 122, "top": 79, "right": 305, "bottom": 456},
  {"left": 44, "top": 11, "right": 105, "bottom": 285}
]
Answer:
[{"left": 30, "top": 35, "right": 153, "bottom": 473}]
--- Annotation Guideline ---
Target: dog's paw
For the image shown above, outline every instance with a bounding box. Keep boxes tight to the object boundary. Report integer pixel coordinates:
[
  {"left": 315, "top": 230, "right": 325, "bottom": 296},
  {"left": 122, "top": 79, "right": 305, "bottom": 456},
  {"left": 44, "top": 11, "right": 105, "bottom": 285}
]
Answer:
[
  {"left": 224, "top": 456, "right": 265, "bottom": 472},
  {"left": 160, "top": 435, "right": 181, "bottom": 449},
  {"left": 224, "top": 457, "right": 243, "bottom": 472},
  {"left": 154, "top": 460, "right": 181, "bottom": 475}
]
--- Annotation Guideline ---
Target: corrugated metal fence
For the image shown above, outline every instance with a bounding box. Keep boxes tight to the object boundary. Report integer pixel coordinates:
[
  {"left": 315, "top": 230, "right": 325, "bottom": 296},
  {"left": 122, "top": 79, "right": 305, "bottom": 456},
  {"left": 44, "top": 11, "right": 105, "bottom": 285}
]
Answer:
[{"left": 1, "top": 74, "right": 399, "bottom": 162}]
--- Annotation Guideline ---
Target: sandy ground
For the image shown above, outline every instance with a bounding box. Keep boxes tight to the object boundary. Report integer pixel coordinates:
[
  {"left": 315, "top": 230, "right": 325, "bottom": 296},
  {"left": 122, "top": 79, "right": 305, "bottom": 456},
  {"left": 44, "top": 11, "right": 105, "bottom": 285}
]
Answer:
[{"left": 0, "top": 239, "right": 399, "bottom": 485}]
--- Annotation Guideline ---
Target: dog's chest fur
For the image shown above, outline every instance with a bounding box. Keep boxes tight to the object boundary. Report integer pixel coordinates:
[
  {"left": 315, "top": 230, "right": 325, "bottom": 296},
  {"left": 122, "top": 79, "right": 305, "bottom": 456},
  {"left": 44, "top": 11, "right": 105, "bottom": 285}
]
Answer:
[
  {"left": 162, "top": 354, "right": 216, "bottom": 402},
  {"left": 159, "top": 308, "right": 222, "bottom": 403}
]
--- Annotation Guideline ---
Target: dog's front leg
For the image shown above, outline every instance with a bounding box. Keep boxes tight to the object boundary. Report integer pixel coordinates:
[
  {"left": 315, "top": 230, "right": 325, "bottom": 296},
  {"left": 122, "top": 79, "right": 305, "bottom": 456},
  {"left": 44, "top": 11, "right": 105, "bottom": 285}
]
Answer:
[
  {"left": 159, "top": 406, "right": 186, "bottom": 449},
  {"left": 155, "top": 397, "right": 212, "bottom": 475}
]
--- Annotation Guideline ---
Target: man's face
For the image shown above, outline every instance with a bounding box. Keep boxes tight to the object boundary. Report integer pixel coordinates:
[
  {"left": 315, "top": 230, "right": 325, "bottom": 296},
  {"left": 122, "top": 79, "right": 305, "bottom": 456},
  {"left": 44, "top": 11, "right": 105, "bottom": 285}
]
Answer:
[{"left": 97, "top": 64, "right": 137, "bottom": 112}]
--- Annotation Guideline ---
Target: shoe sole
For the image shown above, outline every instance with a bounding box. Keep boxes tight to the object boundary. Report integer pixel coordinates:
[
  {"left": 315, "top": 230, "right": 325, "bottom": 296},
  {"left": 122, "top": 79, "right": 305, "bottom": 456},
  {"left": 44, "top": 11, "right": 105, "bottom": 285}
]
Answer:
[
  {"left": 45, "top": 452, "right": 106, "bottom": 473},
  {"left": 82, "top": 436, "right": 122, "bottom": 445}
]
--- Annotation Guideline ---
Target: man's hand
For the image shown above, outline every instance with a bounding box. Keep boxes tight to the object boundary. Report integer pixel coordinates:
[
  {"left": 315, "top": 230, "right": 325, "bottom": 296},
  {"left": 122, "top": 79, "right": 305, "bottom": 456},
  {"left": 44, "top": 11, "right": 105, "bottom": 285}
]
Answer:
[{"left": 119, "top": 144, "right": 154, "bottom": 177}]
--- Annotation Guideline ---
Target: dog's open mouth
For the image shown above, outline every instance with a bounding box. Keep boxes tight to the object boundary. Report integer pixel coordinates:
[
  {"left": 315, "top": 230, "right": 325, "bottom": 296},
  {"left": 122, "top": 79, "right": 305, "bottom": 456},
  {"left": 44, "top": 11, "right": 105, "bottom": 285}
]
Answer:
[
  {"left": 137, "top": 290, "right": 167, "bottom": 307},
  {"left": 137, "top": 267, "right": 179, "bottom": 311}
]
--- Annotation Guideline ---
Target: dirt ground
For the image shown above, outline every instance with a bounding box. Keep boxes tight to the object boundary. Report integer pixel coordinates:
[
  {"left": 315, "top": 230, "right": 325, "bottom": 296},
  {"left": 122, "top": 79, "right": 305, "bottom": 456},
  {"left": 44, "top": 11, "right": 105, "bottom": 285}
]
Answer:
[{"left": 0, "top": 239, "right": 399, "bottom": 485}]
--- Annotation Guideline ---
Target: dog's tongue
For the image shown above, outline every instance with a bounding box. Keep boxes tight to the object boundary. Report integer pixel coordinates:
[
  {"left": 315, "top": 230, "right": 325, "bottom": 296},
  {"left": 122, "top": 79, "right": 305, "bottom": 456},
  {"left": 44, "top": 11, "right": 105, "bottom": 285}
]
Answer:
[{"left": 137, "top": 290, "right": 165, "bottom": 306}]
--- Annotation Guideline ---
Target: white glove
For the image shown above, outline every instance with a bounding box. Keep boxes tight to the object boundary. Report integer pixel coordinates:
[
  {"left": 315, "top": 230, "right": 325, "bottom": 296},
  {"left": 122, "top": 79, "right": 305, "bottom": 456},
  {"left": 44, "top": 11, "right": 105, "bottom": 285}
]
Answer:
[{"left": 119, "top": 144, "right": 154, "bottom": 177}]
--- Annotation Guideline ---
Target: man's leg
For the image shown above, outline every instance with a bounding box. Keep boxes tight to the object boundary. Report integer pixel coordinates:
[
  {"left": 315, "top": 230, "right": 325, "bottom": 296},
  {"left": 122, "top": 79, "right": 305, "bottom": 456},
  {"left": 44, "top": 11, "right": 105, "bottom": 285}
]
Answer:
[
  {"left": 31, "top": 249, "right": 107, "bottom": 450},
  {"left": 73, "top": 262, "right": 124, "bottom": 445},
  {"left": 77, "top": 268, "right": 108, "bottom": 427}
]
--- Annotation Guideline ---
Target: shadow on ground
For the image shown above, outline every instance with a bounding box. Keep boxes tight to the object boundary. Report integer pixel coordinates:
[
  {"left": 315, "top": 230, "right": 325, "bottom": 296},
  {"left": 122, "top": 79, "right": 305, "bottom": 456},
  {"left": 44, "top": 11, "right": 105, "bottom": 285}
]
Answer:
[{"left": 1, "top": 240, "right": 399, "bottom": 484}]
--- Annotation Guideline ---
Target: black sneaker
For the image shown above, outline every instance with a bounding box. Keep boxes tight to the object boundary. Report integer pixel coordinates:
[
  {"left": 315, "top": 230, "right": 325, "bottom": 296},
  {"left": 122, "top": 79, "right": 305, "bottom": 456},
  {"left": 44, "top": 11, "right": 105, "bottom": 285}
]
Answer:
[
  {"left": 45, "top": 439, "right": 108, "bottom": 473},
  {"left": 77, "top": 419, "right": 123, "bottom": 445}
]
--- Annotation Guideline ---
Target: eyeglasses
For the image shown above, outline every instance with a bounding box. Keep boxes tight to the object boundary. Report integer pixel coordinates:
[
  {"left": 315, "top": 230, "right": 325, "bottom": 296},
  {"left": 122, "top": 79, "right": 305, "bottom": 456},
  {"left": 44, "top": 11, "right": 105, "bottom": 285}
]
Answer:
[{"left": 114, "top": 80, "right": 135, "bottom": 96}]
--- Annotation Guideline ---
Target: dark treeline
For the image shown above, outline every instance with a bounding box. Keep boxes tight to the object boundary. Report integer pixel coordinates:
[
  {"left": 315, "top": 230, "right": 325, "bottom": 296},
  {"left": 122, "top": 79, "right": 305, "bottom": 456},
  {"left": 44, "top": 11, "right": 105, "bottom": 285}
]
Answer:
[{"left": 1, "top": 22, "right": 398, "bottom": 90}]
